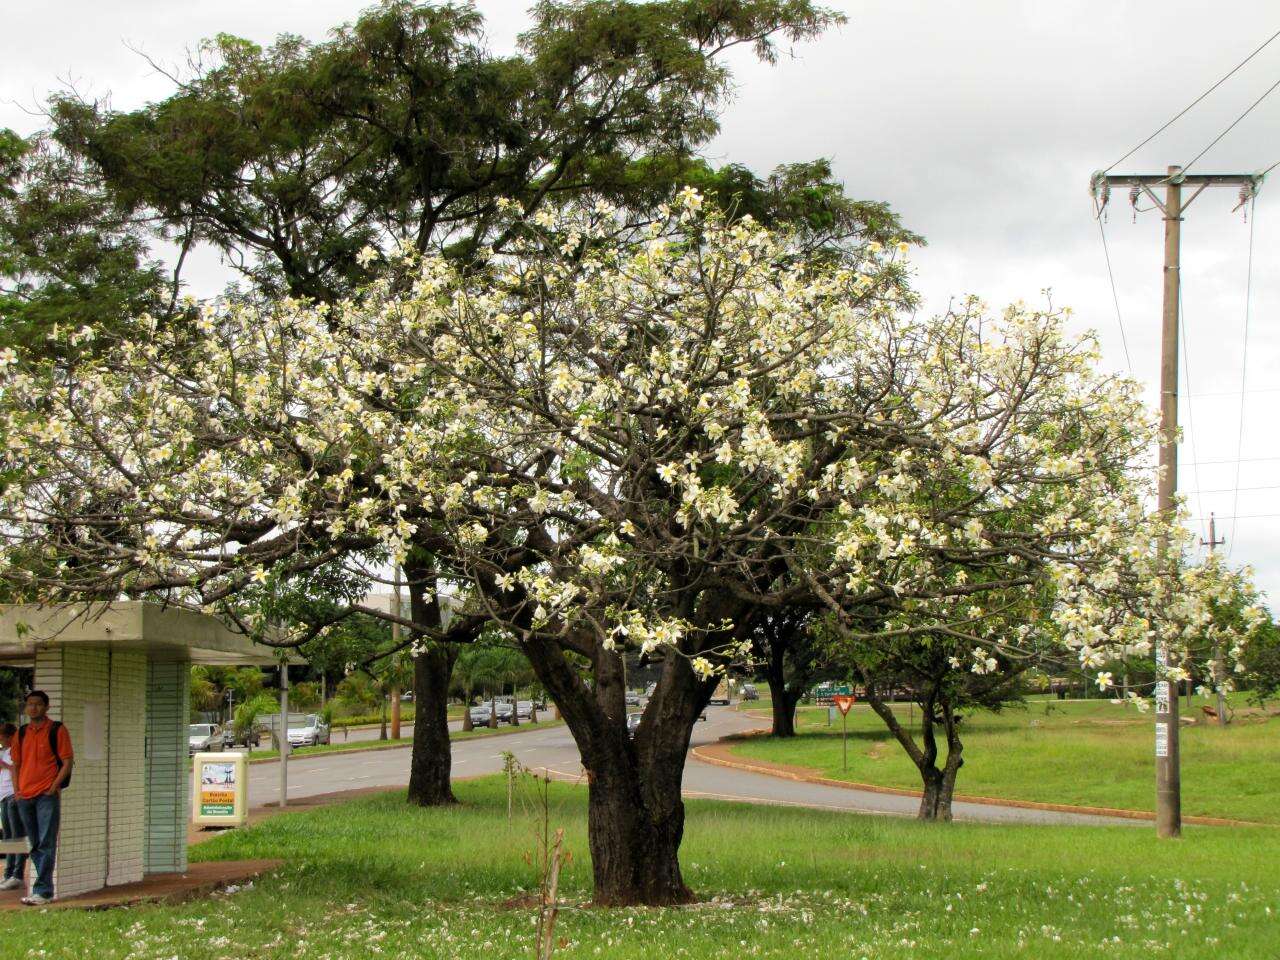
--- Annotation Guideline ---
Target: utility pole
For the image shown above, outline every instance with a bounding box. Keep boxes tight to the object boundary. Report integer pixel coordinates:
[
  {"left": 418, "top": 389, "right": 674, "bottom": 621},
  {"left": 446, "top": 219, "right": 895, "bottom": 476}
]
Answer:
[
  {"left": 390, "top": 565, "right": 402, "bottom": 741},
  {"left": 1201, "top": 513, "right": 1228, "bottom": 727},
  {"left": 1092, "top": 165, "right": 1262, "bottom": 840}
]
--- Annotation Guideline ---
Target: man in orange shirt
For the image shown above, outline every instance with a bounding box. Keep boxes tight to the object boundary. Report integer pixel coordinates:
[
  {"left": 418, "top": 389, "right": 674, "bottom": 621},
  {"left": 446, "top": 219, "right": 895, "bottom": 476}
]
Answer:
[{"left": 12, "top": 691, "right": 73, "bottom": 905}]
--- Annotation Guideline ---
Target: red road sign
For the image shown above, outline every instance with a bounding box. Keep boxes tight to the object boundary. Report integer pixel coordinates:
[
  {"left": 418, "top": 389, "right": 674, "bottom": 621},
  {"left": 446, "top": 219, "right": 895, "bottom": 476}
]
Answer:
[{"left": 832, "top": 694, "right": 856, "bottom": 716}]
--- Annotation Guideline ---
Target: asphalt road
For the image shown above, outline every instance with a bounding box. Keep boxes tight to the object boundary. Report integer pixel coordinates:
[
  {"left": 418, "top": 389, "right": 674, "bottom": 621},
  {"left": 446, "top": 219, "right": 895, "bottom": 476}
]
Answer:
[{"left": 248, "top": 706, "right": 1135, "bottom": 826}]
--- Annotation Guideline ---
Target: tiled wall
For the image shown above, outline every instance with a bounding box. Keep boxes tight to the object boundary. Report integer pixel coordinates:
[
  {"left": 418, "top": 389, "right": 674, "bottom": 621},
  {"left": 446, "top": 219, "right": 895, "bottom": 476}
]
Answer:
[
  {"left": 107, "top": 651, "right": 146, "bottom": 886},
  {"left": 144, "top": 659, "right": 189, "bottom": 875},
  {"left": 31, "top": 645, "right": 164, "bottom": 898}
]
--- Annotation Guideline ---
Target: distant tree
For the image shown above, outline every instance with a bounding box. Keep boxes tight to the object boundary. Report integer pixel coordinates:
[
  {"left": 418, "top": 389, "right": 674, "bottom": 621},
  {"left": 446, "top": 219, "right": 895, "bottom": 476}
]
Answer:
[
  {"left": 745, "top": 607, "right": 842, "bottom": 738},
  {"left": 0, "top": 128, "right": 171, "bottom": 358},
  {"left": 1242, "top": 618, "right": 1280, "bottom": 706},
  {"left": 0, "top": 667, "right": 24, "bottom": 723}
]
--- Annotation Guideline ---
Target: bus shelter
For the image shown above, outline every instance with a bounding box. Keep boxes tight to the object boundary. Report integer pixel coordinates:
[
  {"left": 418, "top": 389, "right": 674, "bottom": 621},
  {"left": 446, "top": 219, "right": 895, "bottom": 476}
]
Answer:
[{"left": 0, "top": 602, "right": 286, "bottom": 900}]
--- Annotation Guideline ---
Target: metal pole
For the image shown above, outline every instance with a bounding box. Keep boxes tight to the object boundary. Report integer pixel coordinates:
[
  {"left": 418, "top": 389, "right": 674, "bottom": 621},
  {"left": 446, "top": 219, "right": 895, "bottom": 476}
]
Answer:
[
  {"left": 841, "top": 710, "right": 848, "bottom": 772},
  {"left": 1202, "top": 513, "right": 1228, "bottom": 726},
  {"left": 279, "top": 659, "right": 289, "bottom": 809},
  {"left": 389, "top": 565, "right": 402, "bottom": 741},
  {"left": 1155, "top": 164, "right": 1183, "bottom": 839}
]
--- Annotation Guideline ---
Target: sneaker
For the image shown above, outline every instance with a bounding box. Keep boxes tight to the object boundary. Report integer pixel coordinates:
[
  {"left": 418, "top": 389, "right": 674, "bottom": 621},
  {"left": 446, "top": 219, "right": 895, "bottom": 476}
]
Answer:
[
  {"left": 21, "top": 894, "right": 52, "bottom": 906},
  {"left": 0, "top": 877, "right": 23, "bottom": 890}
]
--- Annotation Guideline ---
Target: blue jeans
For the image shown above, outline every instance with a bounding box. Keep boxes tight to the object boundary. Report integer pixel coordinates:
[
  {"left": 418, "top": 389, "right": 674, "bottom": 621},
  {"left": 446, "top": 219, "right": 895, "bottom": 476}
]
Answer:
[
  {"left": 15, "top": 794, "right": 59, "bottom": 898},
  {"left": 0, "top": 796, "right": 26, "bottom": 881}
]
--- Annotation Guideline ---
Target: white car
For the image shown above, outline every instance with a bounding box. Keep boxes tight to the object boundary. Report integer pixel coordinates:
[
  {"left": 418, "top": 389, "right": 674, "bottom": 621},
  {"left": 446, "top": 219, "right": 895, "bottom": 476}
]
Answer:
[
  {"left": 286, "top": 714, "right": 331, "bottom": 748},
  {"left": 188, "top": 723, "right": 223, "bottom": 756}
]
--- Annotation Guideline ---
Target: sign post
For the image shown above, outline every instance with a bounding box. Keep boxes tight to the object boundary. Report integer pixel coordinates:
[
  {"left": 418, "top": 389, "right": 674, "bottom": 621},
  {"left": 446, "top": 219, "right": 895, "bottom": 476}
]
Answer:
[{"left": 832, "top": 694, "right": 856, "bottom": 772}]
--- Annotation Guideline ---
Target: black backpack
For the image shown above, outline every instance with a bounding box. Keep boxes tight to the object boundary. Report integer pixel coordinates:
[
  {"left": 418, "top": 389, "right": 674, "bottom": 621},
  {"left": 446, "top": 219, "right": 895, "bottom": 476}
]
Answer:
[{"left": 18, "top": 720, "right": 72, "bottom": 789}]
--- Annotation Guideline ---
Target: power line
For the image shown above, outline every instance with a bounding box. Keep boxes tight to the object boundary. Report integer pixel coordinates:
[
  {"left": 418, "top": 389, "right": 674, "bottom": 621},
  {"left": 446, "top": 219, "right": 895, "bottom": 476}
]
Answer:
[
  {"left": 1181, "top": 75, "right": 1280, "bottom": 174},
  {"left": 1104, "top": 27, "right": 1280, "bottom": 173},
  {"left": 1096, "top": 216, "right": 1133, "bottom": 373},
  {"left": 1187, "top": 513, "right": 1280, "bottom": 521},
  {"left": 1185, "top": 387, "right": 1280, "bottom": 397},
  {"left": 1181, "top": 455, "right": 1280, "bottom": 466},
  {"left": 1228, "top": 196, "right": 1258, "bottom": 559},
  {"left": 1183, "top": 484, "right": 1280, "bottom": 495}
]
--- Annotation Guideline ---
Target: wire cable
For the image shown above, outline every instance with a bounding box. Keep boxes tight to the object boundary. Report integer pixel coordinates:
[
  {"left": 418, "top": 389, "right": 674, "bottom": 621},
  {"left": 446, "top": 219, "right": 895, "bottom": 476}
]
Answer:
[
  {"left": 1096, "top": 216, "right": 1134, "bottom": 373},
  {"left": 1228, "top": 196, "right": 1258, "bottom": 558},
  {"left": 1181, "top": 75, "right": 1280, "bottom": 175},
  {"left": 1104, "top": 27, "right": 1280, "bottom": 173}
]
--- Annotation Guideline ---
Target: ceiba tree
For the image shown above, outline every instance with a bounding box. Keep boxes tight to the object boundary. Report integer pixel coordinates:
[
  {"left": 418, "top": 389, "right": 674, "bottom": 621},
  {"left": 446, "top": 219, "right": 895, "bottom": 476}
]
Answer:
[
  {"left": 0, "top": 191, "right": 1193, "bottom": 903},
  {"left": 6, "top": 0, "right": 883, "bottom": 806}
]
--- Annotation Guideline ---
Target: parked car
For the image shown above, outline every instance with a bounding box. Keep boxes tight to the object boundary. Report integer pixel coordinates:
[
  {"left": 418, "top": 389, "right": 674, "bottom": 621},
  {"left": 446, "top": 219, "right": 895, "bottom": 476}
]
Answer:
[
  {"left": 740, "top": 683, "right": 760, "bottom": 701},
  {"left": 188, "top": 723, "right": 223, "bottom": 756},
  {"left": 515, "top": 700, "right": 535, "bottom": 720},
  {"left": 624, "top": 691, "right": 641, "bottom": 706},
  {"left": 287, "top": 713, "right": 331, "bottom": 748},
  {"left": 626, "top": 712, "right": 642, "bottom": 739},
  {"left": 222, "top": 724, "right": 263, "bottom": 749},
  {"left": 470, "top": 703, "right": 514, "bottom": 726}
]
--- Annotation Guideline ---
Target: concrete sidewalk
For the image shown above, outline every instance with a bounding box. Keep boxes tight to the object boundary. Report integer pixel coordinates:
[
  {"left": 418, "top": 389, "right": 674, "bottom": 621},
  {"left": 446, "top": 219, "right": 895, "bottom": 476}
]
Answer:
[{"left": 0, "top": 859, "right": 282, "bottom": 912}]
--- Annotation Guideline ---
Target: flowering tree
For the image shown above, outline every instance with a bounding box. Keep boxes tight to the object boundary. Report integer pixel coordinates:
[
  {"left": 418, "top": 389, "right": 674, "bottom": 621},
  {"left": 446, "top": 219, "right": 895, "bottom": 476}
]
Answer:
[{"left": 0, "top": 192, "right": 1232, "bottom": 903}]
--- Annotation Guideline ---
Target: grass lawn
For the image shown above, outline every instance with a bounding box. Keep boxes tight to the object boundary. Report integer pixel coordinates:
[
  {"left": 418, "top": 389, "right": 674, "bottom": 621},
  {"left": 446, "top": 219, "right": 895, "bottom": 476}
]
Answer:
[
  {"left": 233, "top": 717, "right": 566, "bottom": 763},
  {"left": 730, "top": 696, "right": 1280, "bottom": 823},
  {"left": 3, "top": 777, "right": 1278, "bottom": 958}
]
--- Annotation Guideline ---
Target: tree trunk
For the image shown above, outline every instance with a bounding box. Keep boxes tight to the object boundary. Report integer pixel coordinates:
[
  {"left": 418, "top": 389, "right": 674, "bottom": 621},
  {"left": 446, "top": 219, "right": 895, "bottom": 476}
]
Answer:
[
  {"left": 461, "top": 689, "right": 474, "bottom": 732},
  {"left": 519, "top": 630, "right": 710, "bottom": 906},
  {"left": 489, "top": 691, "right": 498, "bottom": 728},
  {"left": 586, "top": 754, "right": 693, "bottom": 906},
  {"left": 918, "top": 764, "right": 948, "bottom": 820},
  {"left": 405, "top": 564, "right": 457, "bottom": 807},
  {"left": 915, "top": 701, "right": 963, "bottom": 822},
  {"left": 390, "top": 686, "right": 402, "bottom": 740},
  {"left": 510, "top": 685, "right": 520, "bottom": 727},
  {"left": 763, "top": 648, "right": 800, "bottom": 737},
  {"left": 407, "top": 644, "right": 457, "bottom": 805}
]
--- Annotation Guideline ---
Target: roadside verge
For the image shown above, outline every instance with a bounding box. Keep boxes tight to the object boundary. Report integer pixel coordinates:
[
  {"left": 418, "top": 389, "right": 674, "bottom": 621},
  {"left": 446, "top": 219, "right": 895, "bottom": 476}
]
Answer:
[{"left": 692, "top": 733, "right": 1265, "bottom": 828}]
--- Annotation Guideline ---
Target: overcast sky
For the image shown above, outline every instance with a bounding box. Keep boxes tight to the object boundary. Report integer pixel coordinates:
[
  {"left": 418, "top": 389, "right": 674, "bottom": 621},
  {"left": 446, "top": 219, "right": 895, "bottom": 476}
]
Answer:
[{"left": 4, "top": 1, "right": 1278, "bottom": 601}]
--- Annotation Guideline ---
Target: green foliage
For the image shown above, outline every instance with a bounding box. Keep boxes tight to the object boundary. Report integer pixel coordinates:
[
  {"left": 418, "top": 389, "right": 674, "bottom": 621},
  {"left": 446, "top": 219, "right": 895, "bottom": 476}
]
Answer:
[
  {"left": 43, "top": 0, "right": 853, "bottom": 304},
  {"left": 0, "top": 666, "right": 23, "bottom": 722},
  {"left": 1242, "top": 616, "right": 1280, "bottom": 705},
  {"left": 452, "top": 641, "right": 536, "bottom": 700},
  {"left": 0, "top": 129, "right": 169, "bottom": 357},
  {"left": 231, "top": 692, "right": 276, "bottom": 749}
]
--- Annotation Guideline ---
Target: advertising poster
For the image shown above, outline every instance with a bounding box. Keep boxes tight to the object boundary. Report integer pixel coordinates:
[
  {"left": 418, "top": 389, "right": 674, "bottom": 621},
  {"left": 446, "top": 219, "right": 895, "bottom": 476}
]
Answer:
[{"left": 199, "top": 760, "right": 237, "bottom": 816}]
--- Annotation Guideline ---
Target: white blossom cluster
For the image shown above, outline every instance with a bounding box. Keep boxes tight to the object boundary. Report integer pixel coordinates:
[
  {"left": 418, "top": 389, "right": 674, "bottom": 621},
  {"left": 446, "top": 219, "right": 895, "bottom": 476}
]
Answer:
[{"left": 0, "top": 189, "right": 1265, "bottom": 695}]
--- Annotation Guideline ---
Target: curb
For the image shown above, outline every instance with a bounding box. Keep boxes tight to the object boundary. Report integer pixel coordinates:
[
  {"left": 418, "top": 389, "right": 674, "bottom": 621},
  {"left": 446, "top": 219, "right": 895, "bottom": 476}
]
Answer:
[
  {"left": 691, "top": 735, "right": 1267, "bottom": 828},
  {"left": 241, "top": 719, "right": 564, "bottom": 765}
]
